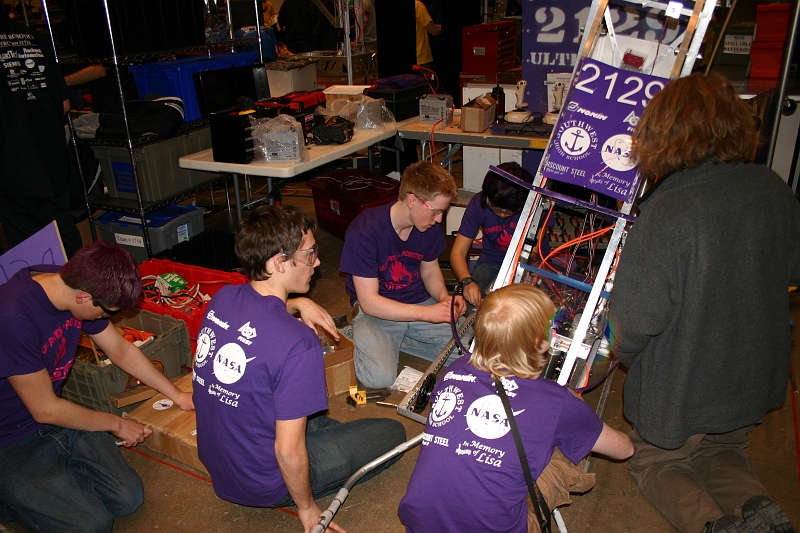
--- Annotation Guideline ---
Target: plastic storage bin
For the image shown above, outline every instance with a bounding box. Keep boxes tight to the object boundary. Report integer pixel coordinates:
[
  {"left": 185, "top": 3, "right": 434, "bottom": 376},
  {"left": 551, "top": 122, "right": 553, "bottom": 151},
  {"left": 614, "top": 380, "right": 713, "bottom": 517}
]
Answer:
[
  {"left": 137, "top": 259, "right": 248, "bottom": 351},
  {"left": 92, "top": 126, "right": 214, "bottom": 202},
  {"left": 750, "top": 41, "right": 784, "bottom": 78},
  {"left": 307, "top": 169, "right": 400, "bottom": 239},
  {"left": 129, "top": 52, "right": 260, "bottom": 121},
  {"left": 61, "top": 310, "right": 191, "bottom": 415},
  {"left": 755, "top": 3, "right": 791, "bottom": 42},
  {"left": 96, "top": 204, "right": 206, "bottom": 263}
]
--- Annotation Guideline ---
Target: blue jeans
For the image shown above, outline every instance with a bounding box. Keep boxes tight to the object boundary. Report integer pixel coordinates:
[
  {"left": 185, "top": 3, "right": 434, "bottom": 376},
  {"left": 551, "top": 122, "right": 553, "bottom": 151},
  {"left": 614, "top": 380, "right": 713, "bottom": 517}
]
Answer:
[
  {"left": 273, "top": 414, "right": 406, "bottom": 506},
  {"left": 350, "top": 298, "right": 468, "bottom": 389},
  {"left": 0, "top": 426, "right": 144, "bottom": 533}
]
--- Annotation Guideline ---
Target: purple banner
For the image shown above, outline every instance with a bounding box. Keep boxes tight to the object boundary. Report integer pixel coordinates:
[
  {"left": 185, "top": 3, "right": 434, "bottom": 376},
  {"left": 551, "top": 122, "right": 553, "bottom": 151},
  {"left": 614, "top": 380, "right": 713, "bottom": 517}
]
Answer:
[
  {"left": 541, "top": 57, "right": 667, "bottom": 202},
  {"left": 0, "top": 221, "right": 66, "bottom": 284}
]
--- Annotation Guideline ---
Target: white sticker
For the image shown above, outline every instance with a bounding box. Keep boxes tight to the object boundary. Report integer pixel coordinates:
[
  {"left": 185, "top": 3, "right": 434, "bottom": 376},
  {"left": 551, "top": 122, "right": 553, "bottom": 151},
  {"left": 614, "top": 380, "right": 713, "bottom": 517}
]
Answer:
[
  {"left": 152, "top": 399, "right": 174, "bottom": 410},
  {"left": 723, "top": 34, "right": 753, "bottom": 55},
  {"left": 665, "top": 1, "right": 683, "bottom": 19},
  {"left": 191, "top": 429, "right": 197, "bottom": 436},
  {"left": 119, "top": 216, "right": 151, "bottom": 224},
  {"left": 114, "top": 233, "right": 144, "bottom": 248},
  {"left": 176, "top": 223, "right": 189, "bottom": 243}
]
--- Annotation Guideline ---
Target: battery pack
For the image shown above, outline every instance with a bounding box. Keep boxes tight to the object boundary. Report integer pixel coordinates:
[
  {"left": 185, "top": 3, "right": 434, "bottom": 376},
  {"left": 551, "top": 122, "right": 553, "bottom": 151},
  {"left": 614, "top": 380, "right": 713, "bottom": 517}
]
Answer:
[{"left": 419, "top": 94, "right": 454, "bottom": 124}]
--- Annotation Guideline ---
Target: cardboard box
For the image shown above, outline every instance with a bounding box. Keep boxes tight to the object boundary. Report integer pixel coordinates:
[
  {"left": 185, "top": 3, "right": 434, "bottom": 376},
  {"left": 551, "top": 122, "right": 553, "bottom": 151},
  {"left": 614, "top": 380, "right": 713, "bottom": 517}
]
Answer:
[
  {"left": 124, "top": 373, "right": 207, "bottom": 474},
  {"left": 324, "top": 335, "right": 357, "bottom": 397},
  {"left": 461, "top": 94, "right": 496, "bottom": 133}
]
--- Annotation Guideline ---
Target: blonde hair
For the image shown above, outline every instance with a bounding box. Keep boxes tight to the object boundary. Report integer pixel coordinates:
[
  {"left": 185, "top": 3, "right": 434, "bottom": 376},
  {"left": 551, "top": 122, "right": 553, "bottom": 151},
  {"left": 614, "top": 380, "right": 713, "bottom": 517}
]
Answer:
[
  {"left": 398, "top": 161, "right": 458, "bottom": 202},
  {"left": 469, "top": 284, "right": 556, "bottom": 379}
]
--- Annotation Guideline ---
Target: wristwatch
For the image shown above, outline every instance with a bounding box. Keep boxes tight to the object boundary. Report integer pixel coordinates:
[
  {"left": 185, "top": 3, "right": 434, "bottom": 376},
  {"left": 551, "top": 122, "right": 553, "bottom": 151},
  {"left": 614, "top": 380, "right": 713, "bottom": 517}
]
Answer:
[{"left": 459, "top": 277, "right": 476, "bottom": 289}]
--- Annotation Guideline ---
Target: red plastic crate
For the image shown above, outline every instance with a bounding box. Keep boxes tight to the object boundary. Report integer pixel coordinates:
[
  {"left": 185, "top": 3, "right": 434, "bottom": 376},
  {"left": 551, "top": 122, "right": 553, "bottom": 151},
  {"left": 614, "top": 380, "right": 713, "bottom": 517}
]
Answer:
[
  {"left": 750, "top": 40, "right": 784, "bottom": 78},
  {"left": 137, "top": 259, "right": 247, "bottom": 354},
  {"left": 755, "top": 3, "right": 791, "bottom": 42}
]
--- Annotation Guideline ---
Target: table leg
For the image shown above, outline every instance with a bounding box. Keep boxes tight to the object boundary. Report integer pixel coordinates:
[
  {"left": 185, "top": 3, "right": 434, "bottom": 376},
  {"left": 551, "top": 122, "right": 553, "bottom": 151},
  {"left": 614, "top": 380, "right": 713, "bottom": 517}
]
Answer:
[
  {"left": 267, "top": 177, "right": 274, "bottom": 206},
  {"left": 368, "top": 146, "right": 374, "bottom": 171},
  {"left": 232, "top": 173, "right": 243, "bottom": 222}
]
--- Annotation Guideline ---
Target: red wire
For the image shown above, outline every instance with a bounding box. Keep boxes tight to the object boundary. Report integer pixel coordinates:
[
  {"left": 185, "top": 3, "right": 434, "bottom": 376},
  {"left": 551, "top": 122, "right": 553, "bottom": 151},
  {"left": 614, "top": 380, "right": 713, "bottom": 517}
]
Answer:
[{"left": 124, "top": 447, "right": 300, "bottom": 517}]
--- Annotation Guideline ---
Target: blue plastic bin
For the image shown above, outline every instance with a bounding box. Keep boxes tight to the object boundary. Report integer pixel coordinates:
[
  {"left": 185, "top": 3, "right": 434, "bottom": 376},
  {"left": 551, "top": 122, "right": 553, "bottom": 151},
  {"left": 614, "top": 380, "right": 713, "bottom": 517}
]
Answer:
[
  {"left": 96, "top": 204, "right": 206, "bottom": 263},
  {"left": 129, "top": 52, "right": 260, "bottom": 121}
]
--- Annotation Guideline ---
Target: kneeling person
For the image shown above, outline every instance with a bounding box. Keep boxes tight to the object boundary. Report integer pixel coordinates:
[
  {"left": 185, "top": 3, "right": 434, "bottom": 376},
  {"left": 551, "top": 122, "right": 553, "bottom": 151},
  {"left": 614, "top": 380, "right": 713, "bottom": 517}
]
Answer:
[
  {"left": 340, "top": 162, "right": 467, "bottom": 389},
  {"left": 398, "top": 284, "right": 633, "bottom": 533},
  {"left": 193, "top": 205, "right": 406, "bottom": 532}
]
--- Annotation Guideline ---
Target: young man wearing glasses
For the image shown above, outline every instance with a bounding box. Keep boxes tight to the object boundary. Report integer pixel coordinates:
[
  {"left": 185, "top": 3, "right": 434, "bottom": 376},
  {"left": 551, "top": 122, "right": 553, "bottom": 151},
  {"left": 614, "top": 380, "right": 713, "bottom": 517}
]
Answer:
[
  {"left": 0, "top": 241, "right": 194, "bottom": 533},
  {"left": 193, "top": 205, "right": 405, "bottom": 533},
  {"left": 340, "top": 161, "right": 468, "bottom": 389}
]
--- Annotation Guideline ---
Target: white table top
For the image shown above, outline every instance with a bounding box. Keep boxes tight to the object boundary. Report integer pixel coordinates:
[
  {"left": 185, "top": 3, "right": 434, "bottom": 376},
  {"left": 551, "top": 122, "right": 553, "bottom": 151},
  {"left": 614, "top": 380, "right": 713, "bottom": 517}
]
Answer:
[
  {"left": 179, "top": 121, "right": 412, "bottom": 178},
  {"left": 398, "top": 116, "right": 551, "bottom": 150}
]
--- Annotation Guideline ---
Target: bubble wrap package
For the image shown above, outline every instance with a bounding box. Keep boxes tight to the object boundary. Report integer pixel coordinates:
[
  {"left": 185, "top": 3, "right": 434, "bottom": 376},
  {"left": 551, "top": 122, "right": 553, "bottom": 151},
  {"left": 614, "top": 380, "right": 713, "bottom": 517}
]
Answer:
[
  {"left": 251, "top": 114, "right": 309, "bottom": 163},
  {"left": 316, "top": 94, "right": 396, "bottom": 131}
]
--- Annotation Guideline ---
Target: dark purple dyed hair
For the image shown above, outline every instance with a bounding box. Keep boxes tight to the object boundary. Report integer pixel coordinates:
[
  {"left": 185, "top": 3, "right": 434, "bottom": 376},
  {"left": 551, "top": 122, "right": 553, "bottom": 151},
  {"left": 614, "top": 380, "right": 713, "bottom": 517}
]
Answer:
[{"left": 59, "top": 241, "right": 142, "bottom": 309}]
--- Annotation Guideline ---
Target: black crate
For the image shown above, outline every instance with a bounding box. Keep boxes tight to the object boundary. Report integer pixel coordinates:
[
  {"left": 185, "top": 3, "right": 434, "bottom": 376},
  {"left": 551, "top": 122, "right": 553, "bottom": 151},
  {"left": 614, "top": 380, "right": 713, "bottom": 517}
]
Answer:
[
  {"left": 366, "top": 83, "right": 429, "bottom": 121},
  {"left": 154, "top": 230, "right": 241, "bottom": 272}
]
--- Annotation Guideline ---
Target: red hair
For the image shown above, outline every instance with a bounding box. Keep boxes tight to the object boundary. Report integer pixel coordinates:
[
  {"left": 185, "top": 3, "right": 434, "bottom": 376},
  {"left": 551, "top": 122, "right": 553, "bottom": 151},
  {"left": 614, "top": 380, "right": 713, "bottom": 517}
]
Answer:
[{"left": 631, "top": 72, "right": 758, "bottom": 180}]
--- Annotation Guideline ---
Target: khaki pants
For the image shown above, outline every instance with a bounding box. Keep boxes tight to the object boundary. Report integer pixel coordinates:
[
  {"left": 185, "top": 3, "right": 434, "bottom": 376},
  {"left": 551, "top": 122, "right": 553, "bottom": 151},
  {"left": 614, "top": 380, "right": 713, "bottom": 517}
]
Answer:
[
  {"left": 627, "top": 426, "right": 767, "bottom": 533},
  {"left": 526, "top": 448, "right": 596, "bottom": 533}
]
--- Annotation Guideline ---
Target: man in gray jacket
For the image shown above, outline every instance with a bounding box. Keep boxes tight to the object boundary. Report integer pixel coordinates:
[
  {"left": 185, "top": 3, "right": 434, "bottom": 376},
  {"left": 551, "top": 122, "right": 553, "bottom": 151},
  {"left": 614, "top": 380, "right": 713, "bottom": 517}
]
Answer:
[{"left": 609, "top": 73, "right": 799, "bottom": 533}]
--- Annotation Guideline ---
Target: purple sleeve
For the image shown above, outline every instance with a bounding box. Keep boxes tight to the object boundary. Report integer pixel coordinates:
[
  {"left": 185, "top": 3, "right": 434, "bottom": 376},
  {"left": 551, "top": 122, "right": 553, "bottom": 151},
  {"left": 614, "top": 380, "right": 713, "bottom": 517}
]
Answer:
[
  {"left": 552, "top": 389, "right": 604, "bottom": 464},
  {"left": 340, "top": 224, "right": 380, "bottom": 279},
  {"left": 82, "top": 318, "right": 110, "bottom": 335},
  {"left": 273, "top": 345, "right": 328, "bottom": 420},
  {"left": 457, "top": 194, "right": 485, "bottom": 240}
]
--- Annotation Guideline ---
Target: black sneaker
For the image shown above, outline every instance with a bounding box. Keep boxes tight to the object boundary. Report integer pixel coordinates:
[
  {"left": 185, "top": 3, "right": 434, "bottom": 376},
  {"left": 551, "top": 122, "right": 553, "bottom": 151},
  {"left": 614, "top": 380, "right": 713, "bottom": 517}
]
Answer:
[
  {"left": 742, "top": 496, "right": 796, "bottom": 533},
  {"left": 707, "top": 515, "right": 749, "bottom": 533}
]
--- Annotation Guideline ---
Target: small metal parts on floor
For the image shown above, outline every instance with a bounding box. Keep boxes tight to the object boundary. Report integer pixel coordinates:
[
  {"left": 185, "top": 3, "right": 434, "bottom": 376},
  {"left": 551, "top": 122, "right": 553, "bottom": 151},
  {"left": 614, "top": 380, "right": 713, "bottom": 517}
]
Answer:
[{"left": 345, "top": 386, "right": 390, "bottom": 407}]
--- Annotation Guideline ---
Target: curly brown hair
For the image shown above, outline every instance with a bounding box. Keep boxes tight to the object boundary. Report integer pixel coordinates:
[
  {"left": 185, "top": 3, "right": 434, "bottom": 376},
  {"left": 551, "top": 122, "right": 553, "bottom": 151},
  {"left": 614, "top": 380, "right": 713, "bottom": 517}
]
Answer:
[{"left": 631, "top": 72, "right": 758, "bottom": 180}]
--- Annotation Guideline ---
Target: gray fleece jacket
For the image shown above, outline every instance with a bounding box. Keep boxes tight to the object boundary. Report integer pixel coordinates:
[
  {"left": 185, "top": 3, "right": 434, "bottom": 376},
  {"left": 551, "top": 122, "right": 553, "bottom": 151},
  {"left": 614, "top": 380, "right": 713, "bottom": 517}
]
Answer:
[{"left": 609, "top": 161, "right": 800, "bottom": 449}]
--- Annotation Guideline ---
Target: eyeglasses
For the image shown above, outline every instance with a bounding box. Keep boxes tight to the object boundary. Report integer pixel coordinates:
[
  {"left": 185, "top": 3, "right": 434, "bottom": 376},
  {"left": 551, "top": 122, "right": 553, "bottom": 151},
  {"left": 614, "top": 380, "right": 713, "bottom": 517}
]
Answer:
[
  {"left": 290, "top": 243, "right": 319, "bottom": 266},
  {"left": 414, "top": 194, "right": 446, "bottom": 216},
  {"left": 486, "top": 198, "right": 516, "bottom": 217},
  {"left": 93, "top": 299, "right": 121, "bottom": 317}
]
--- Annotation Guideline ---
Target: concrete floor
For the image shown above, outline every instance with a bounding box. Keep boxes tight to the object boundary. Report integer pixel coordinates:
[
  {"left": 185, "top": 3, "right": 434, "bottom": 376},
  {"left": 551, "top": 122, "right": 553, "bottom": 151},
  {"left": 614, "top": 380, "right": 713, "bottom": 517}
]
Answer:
[{"left": 3, "top": 171, "right": 799, "bottom": 533}]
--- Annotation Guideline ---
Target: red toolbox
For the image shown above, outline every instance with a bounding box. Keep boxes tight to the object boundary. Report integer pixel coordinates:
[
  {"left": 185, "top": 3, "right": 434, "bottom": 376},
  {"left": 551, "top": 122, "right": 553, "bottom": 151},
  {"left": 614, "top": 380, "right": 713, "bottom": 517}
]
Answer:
[
  {"left": 462, "top": 21, "right": 517, "bottom": 75},
  {"left": 137, "top": 259, "right": 248, "bottom": 355},
  {"left": 307, "top": 169, "right": 400, "bottom": 240}
]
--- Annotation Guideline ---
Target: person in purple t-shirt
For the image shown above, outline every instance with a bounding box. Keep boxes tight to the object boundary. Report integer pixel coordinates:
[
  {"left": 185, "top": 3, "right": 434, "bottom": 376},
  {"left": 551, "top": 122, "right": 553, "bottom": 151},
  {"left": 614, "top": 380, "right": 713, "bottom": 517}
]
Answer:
[
  {"left": 339, "top": 162, "right": 468, "bottom": 389},
  {"left": 193, "top": 205, "right": 405, "bottom": 533},
  {"left": 398, "top": 284, "right": 633, "bottom": 533},
  {"left": 450, "top": 162, "right": 533, "bottom": 311},
  {"left": 0, "top": 242, "right": 194, "bottom": 533}
]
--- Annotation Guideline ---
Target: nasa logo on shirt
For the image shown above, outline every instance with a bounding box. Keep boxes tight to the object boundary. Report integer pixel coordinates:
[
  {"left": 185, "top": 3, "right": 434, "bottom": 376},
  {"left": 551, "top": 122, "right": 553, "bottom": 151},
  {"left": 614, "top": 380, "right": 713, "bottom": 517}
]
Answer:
[
  {"left": 465, "top": 382, "right": 525, "bottom": 440},
  {"left": 213, "top": 343, "right": 256, "bottom": 384}
]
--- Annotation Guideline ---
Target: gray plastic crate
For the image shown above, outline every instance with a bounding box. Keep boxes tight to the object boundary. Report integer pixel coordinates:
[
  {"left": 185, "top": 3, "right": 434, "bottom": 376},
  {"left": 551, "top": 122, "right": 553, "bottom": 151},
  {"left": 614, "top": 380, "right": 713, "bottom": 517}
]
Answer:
[
  {"left": 62, "top": 309, "right": 191, "bottom": 414},
  {"left": 95, "top": 204, "right": 205, "bottom": 263},
  {"left": 92, "top": 126, "right": 214, "bottom": 202}
]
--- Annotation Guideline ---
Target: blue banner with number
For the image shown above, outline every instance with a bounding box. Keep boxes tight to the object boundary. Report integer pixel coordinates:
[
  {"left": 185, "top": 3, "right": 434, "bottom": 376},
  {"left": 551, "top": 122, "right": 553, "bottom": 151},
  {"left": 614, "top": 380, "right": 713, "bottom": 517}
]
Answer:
[{"left": 541, "top": 57, "right": 667, "bottom": 202}]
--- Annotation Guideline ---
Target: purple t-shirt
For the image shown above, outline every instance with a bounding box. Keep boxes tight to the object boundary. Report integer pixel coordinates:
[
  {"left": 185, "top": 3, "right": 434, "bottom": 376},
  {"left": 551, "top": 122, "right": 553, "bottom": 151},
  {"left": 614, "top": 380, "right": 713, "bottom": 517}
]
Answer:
[
  {"left": 192, "top": 284, "right": 328, "bottom": 506},
  {"left": 458, "top": 192, "right": 521, "bottom": 268},
  {"left": 398, "top": 357, "right": 603, "bottom": 533},
  {"left": 340, "top": 202, "right": 447, "bottom": 306},
  {"left": 0, "top": 266, "right": 108, "bottom": 448}
]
